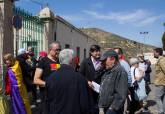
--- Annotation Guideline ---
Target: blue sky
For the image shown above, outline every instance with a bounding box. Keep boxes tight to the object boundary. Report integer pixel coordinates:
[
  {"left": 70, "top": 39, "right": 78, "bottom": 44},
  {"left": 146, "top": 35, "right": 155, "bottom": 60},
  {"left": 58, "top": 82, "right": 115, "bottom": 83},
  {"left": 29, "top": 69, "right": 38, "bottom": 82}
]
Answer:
[{"left": 15, "top": 0, "right": 165, "bottom": 47}]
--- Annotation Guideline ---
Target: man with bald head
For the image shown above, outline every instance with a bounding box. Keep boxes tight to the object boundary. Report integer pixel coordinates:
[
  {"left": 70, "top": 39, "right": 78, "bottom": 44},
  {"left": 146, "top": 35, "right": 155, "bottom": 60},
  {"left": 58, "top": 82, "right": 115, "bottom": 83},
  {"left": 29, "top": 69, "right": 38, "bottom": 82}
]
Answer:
[{"left": 34, "top": 41, "right": 61, "bottom": 114}]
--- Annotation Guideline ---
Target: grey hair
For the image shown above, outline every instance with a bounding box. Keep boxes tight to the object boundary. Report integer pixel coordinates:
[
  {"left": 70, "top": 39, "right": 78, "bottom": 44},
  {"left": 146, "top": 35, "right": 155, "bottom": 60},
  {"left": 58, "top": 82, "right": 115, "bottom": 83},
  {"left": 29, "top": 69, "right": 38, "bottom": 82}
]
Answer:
[
  {"left": 49, "top": 41, "right": 61, "bottom": 50},
  {"left": 59, "top": 49, "right": 74, "bottom": 65}
]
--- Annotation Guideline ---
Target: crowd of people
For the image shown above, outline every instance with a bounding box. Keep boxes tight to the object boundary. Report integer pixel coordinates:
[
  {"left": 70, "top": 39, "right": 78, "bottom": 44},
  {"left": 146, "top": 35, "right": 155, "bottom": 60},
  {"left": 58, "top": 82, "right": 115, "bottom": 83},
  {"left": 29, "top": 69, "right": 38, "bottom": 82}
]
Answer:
[{"left": 0, "top": 41, "right": 165, "bottom": 114}]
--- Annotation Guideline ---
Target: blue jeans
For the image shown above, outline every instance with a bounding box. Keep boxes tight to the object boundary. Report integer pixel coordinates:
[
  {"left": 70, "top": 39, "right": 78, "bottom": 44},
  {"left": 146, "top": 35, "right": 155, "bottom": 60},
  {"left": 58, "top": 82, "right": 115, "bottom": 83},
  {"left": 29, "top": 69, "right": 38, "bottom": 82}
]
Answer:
[{"left": 155, "top": 85, "right": 165, "bottom": 113}]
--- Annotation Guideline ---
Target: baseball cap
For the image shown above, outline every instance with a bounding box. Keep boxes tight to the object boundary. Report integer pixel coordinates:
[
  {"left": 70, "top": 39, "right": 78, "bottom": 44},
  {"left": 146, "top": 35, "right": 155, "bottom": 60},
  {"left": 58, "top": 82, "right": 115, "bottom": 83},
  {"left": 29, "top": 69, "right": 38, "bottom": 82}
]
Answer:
[{"left": 100, "top": 50, "right": 118, "bottom": 61}]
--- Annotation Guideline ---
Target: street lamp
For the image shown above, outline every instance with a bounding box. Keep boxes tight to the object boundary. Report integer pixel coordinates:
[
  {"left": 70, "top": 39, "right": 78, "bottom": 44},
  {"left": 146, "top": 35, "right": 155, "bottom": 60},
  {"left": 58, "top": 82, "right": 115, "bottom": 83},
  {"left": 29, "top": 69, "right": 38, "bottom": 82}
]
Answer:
[
  {"left": 140, "top": 31, "right": 149, "bottom": 44},
  {"left": 140, "top": 31, "right": 149, "bottom": 53}
]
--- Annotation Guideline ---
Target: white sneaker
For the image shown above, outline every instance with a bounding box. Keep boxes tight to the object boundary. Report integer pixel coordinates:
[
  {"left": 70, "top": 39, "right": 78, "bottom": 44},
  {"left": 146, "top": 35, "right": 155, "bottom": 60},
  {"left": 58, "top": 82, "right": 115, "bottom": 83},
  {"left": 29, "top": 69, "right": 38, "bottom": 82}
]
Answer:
[{"left": 36, "top": 99, "right": 41, "bottom": 103}]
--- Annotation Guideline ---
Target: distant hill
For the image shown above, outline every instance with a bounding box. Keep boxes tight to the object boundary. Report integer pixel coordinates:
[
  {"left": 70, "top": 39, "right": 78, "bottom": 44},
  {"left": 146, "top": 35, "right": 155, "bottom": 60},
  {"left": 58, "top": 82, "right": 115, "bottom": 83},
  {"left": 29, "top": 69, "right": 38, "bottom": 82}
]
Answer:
[{"left": 80, "top": 28, "right": 156, "bottom": 58}]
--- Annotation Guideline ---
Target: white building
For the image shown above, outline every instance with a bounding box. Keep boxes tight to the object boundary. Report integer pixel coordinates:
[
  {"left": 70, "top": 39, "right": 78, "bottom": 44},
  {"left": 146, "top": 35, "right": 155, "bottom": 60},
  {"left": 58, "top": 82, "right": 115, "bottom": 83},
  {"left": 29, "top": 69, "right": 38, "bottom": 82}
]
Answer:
[
  {"left": 0, "top": 1, "right": 98, "bottom": 77},
  {"left": 38, "top": 7, "right": 98, "bottom": 61}
]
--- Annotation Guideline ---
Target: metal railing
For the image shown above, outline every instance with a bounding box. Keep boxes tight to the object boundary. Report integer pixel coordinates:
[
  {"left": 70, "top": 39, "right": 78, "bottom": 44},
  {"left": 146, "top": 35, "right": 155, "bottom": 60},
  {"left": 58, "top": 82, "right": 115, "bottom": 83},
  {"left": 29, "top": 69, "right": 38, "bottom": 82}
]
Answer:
[{"left": 13, "top": 7, "right": 44, "bottom": 57}]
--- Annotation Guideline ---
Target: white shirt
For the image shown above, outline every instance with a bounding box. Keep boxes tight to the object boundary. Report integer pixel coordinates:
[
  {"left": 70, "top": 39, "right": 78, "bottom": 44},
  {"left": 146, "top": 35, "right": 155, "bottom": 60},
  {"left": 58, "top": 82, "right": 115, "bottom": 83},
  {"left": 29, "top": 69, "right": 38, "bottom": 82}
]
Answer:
[
  {"left": 138, "top": 62, "right": 147, "bottom": 72},
  {"left": 91, "top": 57, "right": 101, "bottom": 71},
  {"left": 130, "top": 66, "right": 141, "bottom": 84},
  {"left": 139, "top": 62, "right": 147, "bottom": 77}
]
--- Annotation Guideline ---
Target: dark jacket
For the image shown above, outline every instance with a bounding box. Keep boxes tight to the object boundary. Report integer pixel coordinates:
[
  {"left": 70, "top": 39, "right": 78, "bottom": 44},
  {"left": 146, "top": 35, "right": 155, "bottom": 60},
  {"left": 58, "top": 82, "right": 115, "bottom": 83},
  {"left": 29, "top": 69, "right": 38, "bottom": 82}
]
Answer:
[
  {"left": 98, "top": 63, "right": 128, "bottom": 111},
  {"left": 79, "top": 58, "right": 95, "bottom": 81},
  {"left": 79, "top": 57, "right": 104, "bottom": 108},
  {"left": 16, "top": 54, "right": 32, "bottom": 91},
  {"left": 45, "top": 64, "right": 89, "bottom": 114},
  {"left": 79, "top": 57, "right": 102, "bottom": 83}
]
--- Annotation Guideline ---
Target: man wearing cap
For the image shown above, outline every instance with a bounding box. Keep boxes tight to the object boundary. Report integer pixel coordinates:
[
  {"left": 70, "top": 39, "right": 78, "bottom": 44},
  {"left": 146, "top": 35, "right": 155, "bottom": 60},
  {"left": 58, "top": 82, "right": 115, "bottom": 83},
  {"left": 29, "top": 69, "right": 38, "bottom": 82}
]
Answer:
[{"left": 98, "top": 50, "right": 128, "bottom": 114}]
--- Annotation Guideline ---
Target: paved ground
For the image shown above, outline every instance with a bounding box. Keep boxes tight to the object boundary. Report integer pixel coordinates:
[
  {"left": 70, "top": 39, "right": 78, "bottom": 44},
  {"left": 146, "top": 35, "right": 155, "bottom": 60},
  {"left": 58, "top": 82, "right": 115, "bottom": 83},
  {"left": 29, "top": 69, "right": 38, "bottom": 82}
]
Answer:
[
  {"left": 145, "top": 65, "right": 157, "bottom": 114},
  {"left": 147, "top": 84, "right": 157, "bottom": 114}
]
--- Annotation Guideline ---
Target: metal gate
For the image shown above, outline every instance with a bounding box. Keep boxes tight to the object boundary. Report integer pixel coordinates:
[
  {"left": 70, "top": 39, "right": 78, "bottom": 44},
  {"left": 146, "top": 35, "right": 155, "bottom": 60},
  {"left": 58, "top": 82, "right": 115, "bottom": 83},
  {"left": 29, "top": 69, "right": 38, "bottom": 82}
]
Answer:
[{"left": 13, "top": 7, "right": 44, "bottom": 57}]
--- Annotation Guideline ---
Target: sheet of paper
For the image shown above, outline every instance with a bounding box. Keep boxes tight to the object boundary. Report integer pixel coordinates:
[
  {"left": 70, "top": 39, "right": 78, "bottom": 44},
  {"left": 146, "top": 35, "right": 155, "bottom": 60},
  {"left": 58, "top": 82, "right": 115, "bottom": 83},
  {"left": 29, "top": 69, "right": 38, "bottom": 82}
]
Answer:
[
  {"left": 128, "top": 95, "right": 132, "bottom": 101},
  {"left": 92, "top": 81, "right": 100, "bottom": 93}
]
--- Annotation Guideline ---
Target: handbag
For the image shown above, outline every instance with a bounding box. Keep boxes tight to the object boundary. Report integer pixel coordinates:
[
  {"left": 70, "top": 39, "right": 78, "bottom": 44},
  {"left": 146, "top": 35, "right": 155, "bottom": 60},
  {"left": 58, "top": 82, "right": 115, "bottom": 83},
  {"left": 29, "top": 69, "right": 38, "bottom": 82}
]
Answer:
[
  {"left": 133, "top": 68, "right": 139, "bottom": 90},
  {"left": 134, "top": 79, "right": 147, "bottom": 101},
  {"left": 145, "top": 83, "right": 151, "bottom": 95},
  {"left": 133, "top": 80, "right": 138, "bottom": 90}
]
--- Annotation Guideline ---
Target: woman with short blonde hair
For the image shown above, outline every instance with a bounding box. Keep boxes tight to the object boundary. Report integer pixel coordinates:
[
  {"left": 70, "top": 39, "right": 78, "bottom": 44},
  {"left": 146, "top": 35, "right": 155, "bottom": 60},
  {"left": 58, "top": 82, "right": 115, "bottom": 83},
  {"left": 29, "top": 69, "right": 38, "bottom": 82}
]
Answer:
[
  {"left": 3, "top": 53, "right": 15, "bottom": 66},
  {"left": 3, "top": 53, "right": 31, "bottom": 114}
]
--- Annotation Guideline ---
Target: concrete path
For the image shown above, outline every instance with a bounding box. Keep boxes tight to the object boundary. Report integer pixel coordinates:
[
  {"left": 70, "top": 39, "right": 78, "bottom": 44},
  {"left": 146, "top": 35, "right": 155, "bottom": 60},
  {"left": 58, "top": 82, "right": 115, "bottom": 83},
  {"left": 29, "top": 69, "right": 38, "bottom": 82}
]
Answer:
[{"left": 146, "top": 65, "right": 157, "bottom": 114}]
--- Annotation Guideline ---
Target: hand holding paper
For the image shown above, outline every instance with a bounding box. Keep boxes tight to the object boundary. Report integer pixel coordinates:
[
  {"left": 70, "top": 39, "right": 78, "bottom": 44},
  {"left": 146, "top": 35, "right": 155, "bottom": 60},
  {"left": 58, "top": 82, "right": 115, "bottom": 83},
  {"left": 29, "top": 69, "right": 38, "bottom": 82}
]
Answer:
[{"left": 92, "top": 81, "right": 100, "bottom": 93}]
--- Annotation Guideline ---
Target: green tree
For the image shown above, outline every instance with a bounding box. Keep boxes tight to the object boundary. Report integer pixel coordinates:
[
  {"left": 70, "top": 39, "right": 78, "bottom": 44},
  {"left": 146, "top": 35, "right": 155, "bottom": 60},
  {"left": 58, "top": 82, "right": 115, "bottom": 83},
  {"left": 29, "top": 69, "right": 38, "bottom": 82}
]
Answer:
[
  {"left": 162, "top": 32, "right": 165, "bottom": 50},
  {"left": 162, "top": 23, "right": 165, "bottom": 50}
]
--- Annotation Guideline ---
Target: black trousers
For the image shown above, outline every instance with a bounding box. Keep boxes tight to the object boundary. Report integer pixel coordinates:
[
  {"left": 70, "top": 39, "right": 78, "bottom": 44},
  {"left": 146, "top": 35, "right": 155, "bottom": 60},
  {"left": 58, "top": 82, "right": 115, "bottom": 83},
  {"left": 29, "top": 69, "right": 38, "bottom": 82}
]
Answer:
[
  {"left": 38, "top": 89, "right": 48, "bottom": 114},
  {"left": 127, "top": 87, "right": 141, "bottom": 114},
  {"left": 105, "top": 109, "right": 123, "bottom": 114},
  {"left": 88, "top": 88, "right": 99, "bottom": 114}
]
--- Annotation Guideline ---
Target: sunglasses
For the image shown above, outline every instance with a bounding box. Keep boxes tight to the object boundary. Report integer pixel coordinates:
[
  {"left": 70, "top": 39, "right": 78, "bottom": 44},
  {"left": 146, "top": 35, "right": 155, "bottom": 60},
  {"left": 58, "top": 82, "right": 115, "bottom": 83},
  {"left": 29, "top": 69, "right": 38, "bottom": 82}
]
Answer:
[{"left": 52, "top": 49, "right": 61, "bottom": 52}]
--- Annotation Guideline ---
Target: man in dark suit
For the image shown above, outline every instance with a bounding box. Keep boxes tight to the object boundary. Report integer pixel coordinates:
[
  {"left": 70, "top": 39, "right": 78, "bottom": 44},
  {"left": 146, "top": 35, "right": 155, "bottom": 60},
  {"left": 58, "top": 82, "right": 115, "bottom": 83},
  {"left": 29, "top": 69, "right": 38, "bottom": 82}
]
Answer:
[
  {"left": 79, "top": 45, "right": 102, "bottom": 114},
  {"left": 45, "top": 49, "right": 89, "bottom": 114}
]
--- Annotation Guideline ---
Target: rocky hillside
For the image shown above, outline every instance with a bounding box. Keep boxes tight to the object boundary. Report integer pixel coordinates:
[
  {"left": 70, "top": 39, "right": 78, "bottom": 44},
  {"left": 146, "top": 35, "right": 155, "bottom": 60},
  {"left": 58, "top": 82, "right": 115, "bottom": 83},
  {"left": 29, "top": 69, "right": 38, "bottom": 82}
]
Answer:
[{"left": 81, "top": 28, "right": 156, "bottom": 58}]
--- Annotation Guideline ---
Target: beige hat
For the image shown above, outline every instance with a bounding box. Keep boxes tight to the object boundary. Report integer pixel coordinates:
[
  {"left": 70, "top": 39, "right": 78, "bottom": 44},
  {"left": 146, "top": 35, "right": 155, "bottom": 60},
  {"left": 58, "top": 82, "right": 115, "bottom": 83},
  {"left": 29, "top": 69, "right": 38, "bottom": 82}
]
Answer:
[{"left": 129, "top": 57, "right": 140, "bottom": 66}]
